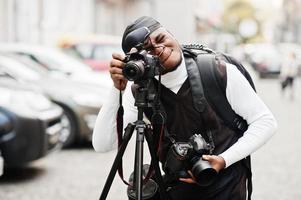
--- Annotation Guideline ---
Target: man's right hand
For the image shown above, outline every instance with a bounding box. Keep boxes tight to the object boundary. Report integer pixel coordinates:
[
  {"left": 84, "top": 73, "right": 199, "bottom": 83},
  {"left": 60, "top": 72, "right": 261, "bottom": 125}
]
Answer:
[{"left": 109, "top": 53, "right": 128, "bottom": 90}]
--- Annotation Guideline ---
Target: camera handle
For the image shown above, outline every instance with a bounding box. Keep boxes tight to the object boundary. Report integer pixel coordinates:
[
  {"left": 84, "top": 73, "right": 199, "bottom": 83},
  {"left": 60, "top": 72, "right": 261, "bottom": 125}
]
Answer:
[{"left": 99, "top": 83, "right": 169, "bottom": 200}]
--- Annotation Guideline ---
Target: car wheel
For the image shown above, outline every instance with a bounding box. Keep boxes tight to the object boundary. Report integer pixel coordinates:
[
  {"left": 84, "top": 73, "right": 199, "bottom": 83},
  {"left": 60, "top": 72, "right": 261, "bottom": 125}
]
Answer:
[{"left": 60, "top": 109, "right": 77, "bottom": 148}]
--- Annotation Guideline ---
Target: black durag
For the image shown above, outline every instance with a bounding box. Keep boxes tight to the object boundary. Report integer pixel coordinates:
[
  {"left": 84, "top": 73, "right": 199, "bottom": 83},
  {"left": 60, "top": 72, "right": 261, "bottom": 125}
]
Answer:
[{"left": 122, "top": 16, "right": 162, "bottom": 53}]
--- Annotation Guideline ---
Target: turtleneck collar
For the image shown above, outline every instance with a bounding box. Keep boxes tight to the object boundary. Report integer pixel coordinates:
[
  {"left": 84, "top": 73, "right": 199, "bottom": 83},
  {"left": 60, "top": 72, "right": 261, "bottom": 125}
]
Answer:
[{"left": 155, "top": 53, "right": 187, "bottom": 93}]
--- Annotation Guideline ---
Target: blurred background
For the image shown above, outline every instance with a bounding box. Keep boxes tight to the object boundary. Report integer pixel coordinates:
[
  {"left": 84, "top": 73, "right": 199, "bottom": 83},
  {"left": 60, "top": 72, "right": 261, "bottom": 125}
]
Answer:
[{"left": 0, "top": 0, "right": 301, "bottom": 199}]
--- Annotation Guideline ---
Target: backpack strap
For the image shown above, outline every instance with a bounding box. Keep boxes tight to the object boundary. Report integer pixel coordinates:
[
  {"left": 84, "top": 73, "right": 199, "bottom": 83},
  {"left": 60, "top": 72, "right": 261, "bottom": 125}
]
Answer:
[
  {"left": 218, "top": 53, "right": 256, "bottom": 92},
  {"left": 195, "top": 53, "right": 248, "bottom": 133},
  {"left": 184, "top": 56, "right": 207, "bottom": 113}
]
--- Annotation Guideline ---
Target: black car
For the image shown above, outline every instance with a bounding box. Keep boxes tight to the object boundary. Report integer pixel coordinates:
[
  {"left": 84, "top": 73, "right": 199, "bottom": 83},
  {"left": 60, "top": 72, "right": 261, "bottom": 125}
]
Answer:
[{"left": 0, "top": 82, "right": 64, "bottom": 168}]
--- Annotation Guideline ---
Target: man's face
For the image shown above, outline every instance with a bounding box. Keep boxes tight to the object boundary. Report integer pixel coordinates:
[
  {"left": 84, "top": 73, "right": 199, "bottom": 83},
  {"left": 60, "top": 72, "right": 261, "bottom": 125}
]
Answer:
[{"left": 144, "top": 28, "right": 182, "bottom": 73}]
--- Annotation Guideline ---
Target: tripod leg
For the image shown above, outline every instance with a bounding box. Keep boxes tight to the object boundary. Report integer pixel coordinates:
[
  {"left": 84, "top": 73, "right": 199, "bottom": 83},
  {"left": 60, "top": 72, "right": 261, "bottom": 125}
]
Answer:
[
  {"left": 145, "top": 127, "right": 170, "bottom": 200},
  {"left": 133, "top": 123, "right": 145, "bottom": 200},
  {"left": 99, "top": 123, "right": 135, "bottom": 200}
]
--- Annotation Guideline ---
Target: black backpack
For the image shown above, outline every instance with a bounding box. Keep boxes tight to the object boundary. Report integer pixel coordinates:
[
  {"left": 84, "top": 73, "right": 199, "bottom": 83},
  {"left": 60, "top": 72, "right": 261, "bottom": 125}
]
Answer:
[
  {"left": 182, "top": 44, "right": 256, "bottom": 133},
  {"left": 182, "top": 44, "right": 254, "bottom": 200}
]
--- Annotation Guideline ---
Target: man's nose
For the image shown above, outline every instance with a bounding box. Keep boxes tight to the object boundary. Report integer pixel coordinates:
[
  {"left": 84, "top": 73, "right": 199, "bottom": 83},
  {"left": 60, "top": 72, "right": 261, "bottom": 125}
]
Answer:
[{"left": 154, "top": 45, "right": 165, "bottom": 57}]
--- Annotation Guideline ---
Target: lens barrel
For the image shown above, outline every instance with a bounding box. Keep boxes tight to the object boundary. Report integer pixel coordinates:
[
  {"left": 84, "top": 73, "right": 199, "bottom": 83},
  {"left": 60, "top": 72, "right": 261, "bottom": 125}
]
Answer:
[
  {"left": 123, "top": 60, "right": 145, "bottom": 81},
  {"left": 191, "top": 159, "right": 217, "bottom": 186}
]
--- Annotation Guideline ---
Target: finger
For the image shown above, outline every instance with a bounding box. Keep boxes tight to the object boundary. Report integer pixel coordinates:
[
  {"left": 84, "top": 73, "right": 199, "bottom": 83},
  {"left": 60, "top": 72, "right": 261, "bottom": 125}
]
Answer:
[
  {"left": 202, "top": 155, "right": 213, "bottom": 161},
  {"left": 110, "top": 59, "right": 125, "bottom": 69},
  {"left": 109, "top": 67, "right": 123, "bottom": 75},
  {"left": 111, "top": 73, "right": 125, "bottom": 80},
  {"left": 187, "top": 170, "right": 194, "bottom": 179},
  {"left": 112, "top": 52, "right": 125, "bottom": 61},
  {"left": 129, "top": 48, "right": 139, "bottom": 53},
  {"left": 179, "top": 178, "right": 196, "bottom": 184}
]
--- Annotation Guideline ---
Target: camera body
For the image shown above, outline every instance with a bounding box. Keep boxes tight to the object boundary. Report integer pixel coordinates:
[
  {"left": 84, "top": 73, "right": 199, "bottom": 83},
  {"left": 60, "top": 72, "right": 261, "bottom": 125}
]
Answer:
[
  {"left": 164, "top": 134, "right": 217, "bottom": 186},
  {"left": 123, "top": 50, "right": 161, "bottom": 82}
]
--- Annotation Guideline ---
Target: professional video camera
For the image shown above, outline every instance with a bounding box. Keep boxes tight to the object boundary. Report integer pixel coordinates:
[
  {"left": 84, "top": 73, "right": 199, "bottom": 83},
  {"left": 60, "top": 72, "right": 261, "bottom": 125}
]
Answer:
[{"left": 164, "top": 134, "right": 217, "bottom": 186}]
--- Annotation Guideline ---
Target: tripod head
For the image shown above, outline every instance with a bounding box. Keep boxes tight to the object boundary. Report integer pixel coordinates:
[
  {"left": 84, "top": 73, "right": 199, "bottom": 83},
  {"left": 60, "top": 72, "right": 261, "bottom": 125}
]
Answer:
[{"left": 131, "top": 79, "right": 158, "bottom": 118}]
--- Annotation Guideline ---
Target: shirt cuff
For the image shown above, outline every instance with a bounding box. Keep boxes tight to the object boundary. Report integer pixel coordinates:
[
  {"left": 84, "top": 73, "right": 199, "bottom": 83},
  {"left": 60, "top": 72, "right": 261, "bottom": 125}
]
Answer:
[{"left": 218, "top": 152, "right": 239, "bottom": 168}]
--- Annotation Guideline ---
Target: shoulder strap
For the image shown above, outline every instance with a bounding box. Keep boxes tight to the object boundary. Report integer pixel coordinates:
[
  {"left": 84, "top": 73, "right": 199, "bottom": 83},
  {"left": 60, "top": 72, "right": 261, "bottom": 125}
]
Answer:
[
  {"left": 195, "top": 53, "right": 248, "bottom": 133},
  {"left": 184, "top": 56, "right": 207, "bottom": 113},
  {"left": 217, "top": 53, "right": 256, "bottom": 92}
]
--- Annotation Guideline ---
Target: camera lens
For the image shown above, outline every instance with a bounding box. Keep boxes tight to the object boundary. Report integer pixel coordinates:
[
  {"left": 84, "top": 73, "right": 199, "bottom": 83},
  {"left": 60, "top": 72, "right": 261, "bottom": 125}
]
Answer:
[
  {"left": 123, "top": 61, "right": 145, "bottom": 81},
  {"left": 191, "top": 159, "right": 217, "bottom": 186}
]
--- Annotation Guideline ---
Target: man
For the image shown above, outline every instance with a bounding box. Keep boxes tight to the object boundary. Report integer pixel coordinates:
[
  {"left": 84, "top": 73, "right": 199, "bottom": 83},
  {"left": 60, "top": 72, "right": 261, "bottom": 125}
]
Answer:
[
  {"left": 280, "top": 51, "right": 299, "bottom": 99},
  {"left": 93, "top": 16, "right": 277, "bottom": 200}
]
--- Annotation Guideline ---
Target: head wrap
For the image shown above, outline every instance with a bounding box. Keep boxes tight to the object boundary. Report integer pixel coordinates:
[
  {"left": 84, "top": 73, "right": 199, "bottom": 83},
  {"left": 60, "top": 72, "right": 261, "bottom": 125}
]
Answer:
[{"left": 122, "top": 16, "right": 162, "bottom": 53}]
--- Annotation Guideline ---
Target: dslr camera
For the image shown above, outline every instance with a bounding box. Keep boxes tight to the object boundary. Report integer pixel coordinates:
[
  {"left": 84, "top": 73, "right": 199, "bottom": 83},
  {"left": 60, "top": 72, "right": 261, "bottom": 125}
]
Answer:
[
  {"left": 122, "top": 26, "right": 162, "bottom": 82},
  {"left": 164, "top": 134, "right": 217, "bottom": 186},
  {"left": 123, "top": 49, "right": 161, "bottom": 82}
]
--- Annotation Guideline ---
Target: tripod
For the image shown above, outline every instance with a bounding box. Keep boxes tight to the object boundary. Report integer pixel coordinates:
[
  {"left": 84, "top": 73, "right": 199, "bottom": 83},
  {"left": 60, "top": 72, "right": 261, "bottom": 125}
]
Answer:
[{"left": 99, "top": 80, "right": 168, "bottom": 200}]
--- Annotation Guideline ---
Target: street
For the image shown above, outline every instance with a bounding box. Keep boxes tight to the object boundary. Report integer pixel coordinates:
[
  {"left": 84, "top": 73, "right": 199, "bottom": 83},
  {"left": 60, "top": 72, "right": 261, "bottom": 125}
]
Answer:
[{"left": 1, "top": 73, "right": 301, "bottom": 200}]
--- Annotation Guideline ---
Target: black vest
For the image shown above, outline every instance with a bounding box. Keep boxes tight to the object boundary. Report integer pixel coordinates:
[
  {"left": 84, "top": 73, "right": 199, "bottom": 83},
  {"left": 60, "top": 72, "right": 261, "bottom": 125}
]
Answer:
[{"left": 146, "top": 55, "right": 247, "bottom": 199}]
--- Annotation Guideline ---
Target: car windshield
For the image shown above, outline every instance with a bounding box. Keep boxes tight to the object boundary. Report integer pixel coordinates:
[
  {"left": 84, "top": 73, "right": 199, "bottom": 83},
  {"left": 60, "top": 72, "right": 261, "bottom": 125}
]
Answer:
[{"left": 0, "top": 57, "right": 41, "bottom": 81}]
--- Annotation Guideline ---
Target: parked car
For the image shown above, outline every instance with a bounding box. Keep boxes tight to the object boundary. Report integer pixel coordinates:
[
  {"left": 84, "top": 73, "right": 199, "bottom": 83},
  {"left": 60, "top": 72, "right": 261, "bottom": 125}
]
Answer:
[
  {"left": 0, "top": 43, "right": 112, "bottom": 87},
  {"left": 244, "top": 43, "right": 282, "bottom": 78},
  {"left": 58, "top": 34, "right": 122, "bottom": 71},
  {"left": 0, "top": 55, "right": 109, "bottom": 147},
  {"left": 0, "top": 77, "right": 64, "bottom": 168}
]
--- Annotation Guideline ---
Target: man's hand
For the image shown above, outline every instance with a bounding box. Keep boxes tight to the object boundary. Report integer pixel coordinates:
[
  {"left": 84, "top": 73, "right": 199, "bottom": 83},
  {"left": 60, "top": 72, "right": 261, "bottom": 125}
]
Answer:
[
  {"left": 109, "top": 53, "right": 128, "bottom": 90},
  {"left": 202, "top": 155, "right": 226, "bottom": 172},
  {"left": 179, "top": 170, "right": 197, "bottom": 184},
  {"left": 179, "top": 155, "right": 226, "bottom": 184}
]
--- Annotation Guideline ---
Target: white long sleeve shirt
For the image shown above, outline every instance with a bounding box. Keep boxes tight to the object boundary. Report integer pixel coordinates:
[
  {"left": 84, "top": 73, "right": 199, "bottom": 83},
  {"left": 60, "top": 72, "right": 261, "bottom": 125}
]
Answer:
[{"left": 92, "top": 58, "right": 277, "bottom": 168}]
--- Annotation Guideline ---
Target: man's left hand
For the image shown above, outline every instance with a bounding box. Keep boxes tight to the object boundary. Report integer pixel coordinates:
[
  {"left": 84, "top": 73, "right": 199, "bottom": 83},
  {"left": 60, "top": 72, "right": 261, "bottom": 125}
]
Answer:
[{"left": 202, "top": 155, "right": 226, "bottom": 172}]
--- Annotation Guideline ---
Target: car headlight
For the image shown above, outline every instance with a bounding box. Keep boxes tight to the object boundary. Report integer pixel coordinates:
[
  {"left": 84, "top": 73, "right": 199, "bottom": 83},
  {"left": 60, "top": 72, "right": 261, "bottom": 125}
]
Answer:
[{"left": 72, "top": 94, "right": 103, "bottom": 108}]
